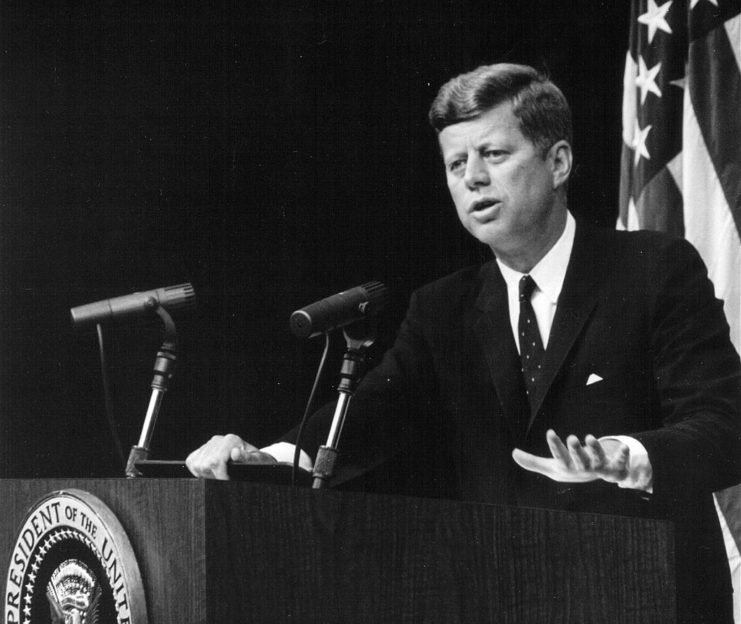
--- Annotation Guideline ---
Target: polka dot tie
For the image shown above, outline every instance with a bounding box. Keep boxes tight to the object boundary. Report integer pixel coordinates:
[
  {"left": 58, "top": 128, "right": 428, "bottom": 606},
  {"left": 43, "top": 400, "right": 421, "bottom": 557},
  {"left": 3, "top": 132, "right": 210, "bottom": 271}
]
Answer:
[{"left": 518, "top": 275, "right": 545, "bottom": 408}]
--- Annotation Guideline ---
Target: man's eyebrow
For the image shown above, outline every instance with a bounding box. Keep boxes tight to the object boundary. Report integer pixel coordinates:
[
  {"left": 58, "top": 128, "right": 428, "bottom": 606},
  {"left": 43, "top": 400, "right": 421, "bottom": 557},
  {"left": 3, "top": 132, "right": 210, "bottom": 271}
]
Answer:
[{"left": 442, "top": 150, "right": 467, "bottom": 164}]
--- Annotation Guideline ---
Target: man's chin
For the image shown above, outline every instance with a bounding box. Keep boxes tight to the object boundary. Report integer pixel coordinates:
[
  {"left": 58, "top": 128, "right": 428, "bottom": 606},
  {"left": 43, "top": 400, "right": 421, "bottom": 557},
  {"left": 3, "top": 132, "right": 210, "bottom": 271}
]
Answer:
[{"left": 469, "top": 221, "right": 505, "bottom": 249}]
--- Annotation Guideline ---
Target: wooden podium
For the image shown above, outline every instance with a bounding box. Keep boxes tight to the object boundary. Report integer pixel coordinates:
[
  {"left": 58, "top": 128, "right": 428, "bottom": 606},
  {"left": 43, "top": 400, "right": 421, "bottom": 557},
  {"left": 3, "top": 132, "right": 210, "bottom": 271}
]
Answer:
[{"left": 0, "top": 479, "right": 675, "bottom": 623}]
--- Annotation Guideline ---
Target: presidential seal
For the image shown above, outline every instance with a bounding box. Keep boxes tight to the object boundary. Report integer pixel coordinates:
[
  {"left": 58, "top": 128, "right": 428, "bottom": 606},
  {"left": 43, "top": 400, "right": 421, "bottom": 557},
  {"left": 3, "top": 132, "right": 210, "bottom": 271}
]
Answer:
[{"left": 4, "top": 489, "right": 147, "bottom": 624}]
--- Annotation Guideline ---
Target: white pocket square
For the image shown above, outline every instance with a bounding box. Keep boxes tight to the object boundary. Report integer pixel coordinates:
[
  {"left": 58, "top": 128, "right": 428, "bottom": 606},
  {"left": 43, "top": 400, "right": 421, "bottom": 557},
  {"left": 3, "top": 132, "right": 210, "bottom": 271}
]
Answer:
[{"left": 586, "top": 373, "right": 603, "bottom": 386}]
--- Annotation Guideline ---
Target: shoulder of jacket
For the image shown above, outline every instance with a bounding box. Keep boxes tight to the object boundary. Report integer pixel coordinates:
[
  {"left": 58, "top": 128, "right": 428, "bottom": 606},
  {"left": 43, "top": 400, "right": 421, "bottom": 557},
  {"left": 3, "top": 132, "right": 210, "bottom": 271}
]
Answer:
[
  {"left": 412, "top": 264, "right": 487, "bottom": 300},
  {"left": 577, "top": 221, "right": 696, "bottom": 261}
]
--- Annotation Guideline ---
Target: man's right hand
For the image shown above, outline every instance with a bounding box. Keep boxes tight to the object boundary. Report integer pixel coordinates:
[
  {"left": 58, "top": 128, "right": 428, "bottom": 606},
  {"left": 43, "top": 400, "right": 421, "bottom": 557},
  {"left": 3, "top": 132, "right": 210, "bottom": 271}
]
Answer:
[{"left": 185, "top": 433, "right": 277, "bottom": 480}]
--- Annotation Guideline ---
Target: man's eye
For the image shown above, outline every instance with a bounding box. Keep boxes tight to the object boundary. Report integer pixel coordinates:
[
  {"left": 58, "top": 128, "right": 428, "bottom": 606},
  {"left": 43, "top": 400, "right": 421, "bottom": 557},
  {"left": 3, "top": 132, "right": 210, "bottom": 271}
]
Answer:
[
  {"left": 484, "top": 150, "right": 506, "bottom": 161},
  {"left": 448, "top": 159, "right": 466, "bottom": 173}
]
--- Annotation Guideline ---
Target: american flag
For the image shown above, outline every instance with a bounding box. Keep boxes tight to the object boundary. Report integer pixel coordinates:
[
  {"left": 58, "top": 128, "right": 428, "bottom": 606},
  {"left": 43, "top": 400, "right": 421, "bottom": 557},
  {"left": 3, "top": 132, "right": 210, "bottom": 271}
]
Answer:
[{"left": 619, "top": 0, "right": 741, "bottom": 618}]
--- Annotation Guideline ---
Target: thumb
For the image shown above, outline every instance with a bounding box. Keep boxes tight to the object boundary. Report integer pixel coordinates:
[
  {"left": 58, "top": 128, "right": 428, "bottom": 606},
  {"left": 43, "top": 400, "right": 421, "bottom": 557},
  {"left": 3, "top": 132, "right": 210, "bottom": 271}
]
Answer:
[
  {"left": 511, "top": 448, "right": 553, "bottom": 476},
  {"left": 511, "top": 448, "right": 536, "bottom": 470},
  {"left": 230, "top": 445, "right": 277, "bottom": 464},
  {"left": 229, "top": 442, "right": 259, "bottom": 463}
]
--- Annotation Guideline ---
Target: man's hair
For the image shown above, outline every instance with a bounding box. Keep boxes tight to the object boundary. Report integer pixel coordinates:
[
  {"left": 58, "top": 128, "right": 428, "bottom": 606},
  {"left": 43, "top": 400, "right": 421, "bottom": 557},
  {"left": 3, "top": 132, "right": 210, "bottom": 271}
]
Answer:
[{"left": 428, "top": 63, "right": 572, "bottom": 157}]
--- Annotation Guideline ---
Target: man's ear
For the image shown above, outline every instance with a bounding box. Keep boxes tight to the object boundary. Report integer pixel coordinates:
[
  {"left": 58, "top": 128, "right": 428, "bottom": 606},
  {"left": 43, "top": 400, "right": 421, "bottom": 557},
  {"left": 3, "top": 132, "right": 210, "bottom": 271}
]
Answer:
[{"left": 549, "top": 140, "right": 573, "bottom": 190}]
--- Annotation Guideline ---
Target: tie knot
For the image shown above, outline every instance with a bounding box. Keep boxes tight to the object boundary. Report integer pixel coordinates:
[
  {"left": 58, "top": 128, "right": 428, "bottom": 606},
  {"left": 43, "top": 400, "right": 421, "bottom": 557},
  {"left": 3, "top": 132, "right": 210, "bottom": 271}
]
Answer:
[{"left": 519, "top": 275, "right": 537, "bottom": 302}]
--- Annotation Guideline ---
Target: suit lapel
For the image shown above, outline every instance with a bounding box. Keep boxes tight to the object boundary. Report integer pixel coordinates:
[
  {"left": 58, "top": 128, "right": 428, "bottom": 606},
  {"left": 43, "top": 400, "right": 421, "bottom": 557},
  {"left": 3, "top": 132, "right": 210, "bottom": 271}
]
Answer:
[
  {"left": 526, "top": 222, "right": 602, "bottom": 431},
  {"left": 472, "top": 262, "right": 530, "bottom": 439}
]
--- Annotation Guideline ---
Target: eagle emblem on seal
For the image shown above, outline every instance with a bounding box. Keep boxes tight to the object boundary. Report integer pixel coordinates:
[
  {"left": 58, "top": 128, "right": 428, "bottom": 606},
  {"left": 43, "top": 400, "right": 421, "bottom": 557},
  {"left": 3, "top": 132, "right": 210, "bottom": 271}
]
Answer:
[{"left": 46, "top": 559, "right": 101, "bottom": 624}]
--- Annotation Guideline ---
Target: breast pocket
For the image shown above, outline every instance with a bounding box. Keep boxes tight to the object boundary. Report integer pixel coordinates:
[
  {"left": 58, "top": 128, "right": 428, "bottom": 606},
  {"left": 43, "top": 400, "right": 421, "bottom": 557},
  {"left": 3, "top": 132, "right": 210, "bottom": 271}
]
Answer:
[{"left": 553, "top": 373, "right": 637, "bottom": 434}]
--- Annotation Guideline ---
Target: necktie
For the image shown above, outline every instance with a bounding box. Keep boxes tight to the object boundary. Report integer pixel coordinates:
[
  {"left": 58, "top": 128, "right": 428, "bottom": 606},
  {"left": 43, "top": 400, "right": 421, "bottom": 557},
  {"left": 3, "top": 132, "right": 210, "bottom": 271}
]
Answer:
[{"left": 519, "top": 275, "right": 545, "bottom": 406}]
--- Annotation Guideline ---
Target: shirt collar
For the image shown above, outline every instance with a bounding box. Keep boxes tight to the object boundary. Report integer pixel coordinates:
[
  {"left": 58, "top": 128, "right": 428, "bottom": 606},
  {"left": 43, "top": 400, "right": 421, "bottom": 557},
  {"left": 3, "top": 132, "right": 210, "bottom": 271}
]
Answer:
[{"left": 496, "top": 211, "right": 575, "bottom": 304}]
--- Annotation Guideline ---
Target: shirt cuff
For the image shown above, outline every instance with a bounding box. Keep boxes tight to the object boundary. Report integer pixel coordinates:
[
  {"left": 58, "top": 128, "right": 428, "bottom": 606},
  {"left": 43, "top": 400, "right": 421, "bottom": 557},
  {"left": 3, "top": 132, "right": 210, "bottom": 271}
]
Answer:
[
  {"left": 599, "top": 435, "right": 653, "bottom": 493},
  {"left": 260, "top": 442, "right": 313, "bottom": 472}
]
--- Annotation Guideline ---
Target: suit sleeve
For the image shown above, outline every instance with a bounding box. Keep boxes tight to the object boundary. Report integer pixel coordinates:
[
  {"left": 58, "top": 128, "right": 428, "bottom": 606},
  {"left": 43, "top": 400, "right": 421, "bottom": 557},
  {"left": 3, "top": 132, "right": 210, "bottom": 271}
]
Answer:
[{"left": 634, "top": 238, "right": 741, "bottom": 500}]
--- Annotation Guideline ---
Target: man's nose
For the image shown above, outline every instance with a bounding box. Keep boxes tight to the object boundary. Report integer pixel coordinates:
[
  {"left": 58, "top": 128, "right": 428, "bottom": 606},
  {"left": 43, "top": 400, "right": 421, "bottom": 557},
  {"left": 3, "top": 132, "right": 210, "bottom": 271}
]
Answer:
[{"left": 463, "top": 154, "right": 490, "bottom": 189}]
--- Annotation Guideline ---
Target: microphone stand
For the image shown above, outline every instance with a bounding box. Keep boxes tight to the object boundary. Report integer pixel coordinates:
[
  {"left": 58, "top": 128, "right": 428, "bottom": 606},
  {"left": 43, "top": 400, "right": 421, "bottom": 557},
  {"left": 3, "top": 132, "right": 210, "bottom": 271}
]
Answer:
[
  {"left": 125, "top": 302, "right": 179, "bottom": 478},
  {"left": 312, "top": 326, "right": 375, "bottom": 490}
]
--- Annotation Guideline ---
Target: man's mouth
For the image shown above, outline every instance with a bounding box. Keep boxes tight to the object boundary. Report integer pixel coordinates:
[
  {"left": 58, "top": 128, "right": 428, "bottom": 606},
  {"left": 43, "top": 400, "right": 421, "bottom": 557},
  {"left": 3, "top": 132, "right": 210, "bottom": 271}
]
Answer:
[{"left": 470, "top": 198, "right": 499, "bottom": 213}]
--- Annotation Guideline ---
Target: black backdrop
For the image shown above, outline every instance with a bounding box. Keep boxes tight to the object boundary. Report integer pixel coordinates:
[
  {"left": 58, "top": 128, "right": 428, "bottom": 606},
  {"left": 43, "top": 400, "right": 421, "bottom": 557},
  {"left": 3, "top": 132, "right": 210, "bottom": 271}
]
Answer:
[{"left": 0, "top": 1, "right": 629, "bottom": 477}]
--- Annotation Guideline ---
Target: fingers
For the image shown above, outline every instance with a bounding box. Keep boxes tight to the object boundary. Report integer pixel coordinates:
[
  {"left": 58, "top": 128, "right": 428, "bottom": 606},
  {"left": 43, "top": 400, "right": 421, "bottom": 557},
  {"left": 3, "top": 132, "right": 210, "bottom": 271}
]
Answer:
[
  {"left": 581, "top": 435, "right": 631, "bottom": 481},
  {"left": 549, "top": 431, "right": 612, "bottom": 478},
  {"left": 229, "top": 441, "right": 261, "bottom": 463},
  {"left": 512, "top": 445, "right": 587, "bottom": 483},
  {"left": 611, "top": 443, "right": 630, "bottom": 481},
  {"left": 515, "top": 431, "right": 631, "bottom": 486},
  {"left": 557, "top": 431, "right": 612, "bottom": 475},
  {"left": 584, "top": 434, "right": 606, "bottom": 469},
  {"left": 566, "top": 435, "right": 591, "bottom": 471},
  {"left": 186, "top": 433, "right": 251, "bottom": 480},
  {"left": 546, "top": 429, "right": 573, "bottom": 469},
  {"left": 230, "top": 447, "right": 278, "bottom": 465}
]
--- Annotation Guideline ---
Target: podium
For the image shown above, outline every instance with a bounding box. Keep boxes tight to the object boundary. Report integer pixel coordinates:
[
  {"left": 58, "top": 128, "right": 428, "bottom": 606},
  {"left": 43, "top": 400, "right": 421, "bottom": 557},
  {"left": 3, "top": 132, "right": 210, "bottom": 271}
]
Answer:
[{"left": 0, "top": 479, "right": 675, "bottom": 623}]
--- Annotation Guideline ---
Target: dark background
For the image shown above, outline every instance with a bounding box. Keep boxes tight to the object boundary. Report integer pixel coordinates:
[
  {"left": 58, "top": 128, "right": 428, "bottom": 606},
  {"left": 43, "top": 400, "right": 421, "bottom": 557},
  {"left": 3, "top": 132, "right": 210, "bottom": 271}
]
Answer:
[{"left": 0, "top": 1, "right": 629, "bottom": 477}]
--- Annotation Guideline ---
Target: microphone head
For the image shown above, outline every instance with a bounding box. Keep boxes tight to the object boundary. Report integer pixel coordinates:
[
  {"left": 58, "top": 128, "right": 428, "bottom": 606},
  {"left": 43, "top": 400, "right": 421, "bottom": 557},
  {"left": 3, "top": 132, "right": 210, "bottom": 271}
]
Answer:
[
  {"left": 288, "top": 309, "right": 313, "bottom": 339},
  {"left": 154, "top": 283, "right": 196, "bottom": 312},
  {"left": 289, "top": 281, "right": 387, "bottom": 339},
  {"left": 70, "top": 283, "right": 196, "bottom": 328}
]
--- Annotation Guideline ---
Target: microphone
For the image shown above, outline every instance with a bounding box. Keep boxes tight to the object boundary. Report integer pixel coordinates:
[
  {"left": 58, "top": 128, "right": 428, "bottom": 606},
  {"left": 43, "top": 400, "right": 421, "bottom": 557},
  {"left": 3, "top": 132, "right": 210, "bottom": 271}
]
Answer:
[
  {"left": 70, "top": 283, "right": 196, "bottom": 327},
  {"left": 289, "top": 281, "right": 388, "bottom": 339}
]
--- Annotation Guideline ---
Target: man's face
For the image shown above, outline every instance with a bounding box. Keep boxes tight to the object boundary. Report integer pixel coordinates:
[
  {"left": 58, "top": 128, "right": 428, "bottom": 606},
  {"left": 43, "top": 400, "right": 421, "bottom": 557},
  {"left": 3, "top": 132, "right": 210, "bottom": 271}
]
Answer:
[{"left": 438, "top": 101, "right": 570, "bottom": 267}]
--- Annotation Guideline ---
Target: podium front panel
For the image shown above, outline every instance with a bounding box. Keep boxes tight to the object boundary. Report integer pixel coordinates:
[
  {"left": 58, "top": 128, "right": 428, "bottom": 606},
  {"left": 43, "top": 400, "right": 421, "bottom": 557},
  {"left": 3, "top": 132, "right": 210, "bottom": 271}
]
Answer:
[{"left": 0, "top": 479, "right": 674, "bottom": 623}]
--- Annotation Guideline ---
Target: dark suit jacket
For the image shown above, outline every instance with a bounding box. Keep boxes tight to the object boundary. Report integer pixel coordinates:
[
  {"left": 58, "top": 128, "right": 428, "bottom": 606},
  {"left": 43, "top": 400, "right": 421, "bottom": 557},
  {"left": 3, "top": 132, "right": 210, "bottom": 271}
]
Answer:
[{"left": 287, "top": 222, "right": 741, "bottom": 622}]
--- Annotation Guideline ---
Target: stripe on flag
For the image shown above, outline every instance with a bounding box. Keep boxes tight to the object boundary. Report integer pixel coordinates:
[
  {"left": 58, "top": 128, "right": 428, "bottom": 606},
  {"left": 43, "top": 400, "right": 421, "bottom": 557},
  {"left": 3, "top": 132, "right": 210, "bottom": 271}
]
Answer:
[{"left": 689, "top": 13, "right": 741, "bottom": 236}]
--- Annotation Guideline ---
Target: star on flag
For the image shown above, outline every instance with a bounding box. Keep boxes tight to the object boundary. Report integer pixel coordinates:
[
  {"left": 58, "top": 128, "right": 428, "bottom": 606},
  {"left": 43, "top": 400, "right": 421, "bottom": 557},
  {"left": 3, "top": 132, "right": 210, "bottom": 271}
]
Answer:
[
  {"left": 635, "top": 56, "right": 662, "bottom": 103},
  {"left": 637, "top": 0, "right": 673, "bottom": 43},
  {"left": 631, "top": 120, "right": 652, "bottom": 164}
]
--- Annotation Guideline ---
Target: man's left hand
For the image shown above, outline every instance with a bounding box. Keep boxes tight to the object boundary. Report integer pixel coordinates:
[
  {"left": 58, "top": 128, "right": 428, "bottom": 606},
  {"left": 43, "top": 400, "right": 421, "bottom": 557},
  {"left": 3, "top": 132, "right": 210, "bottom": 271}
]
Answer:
[{"left": 512, "top": 429, "right": 630, "bottom": 484}]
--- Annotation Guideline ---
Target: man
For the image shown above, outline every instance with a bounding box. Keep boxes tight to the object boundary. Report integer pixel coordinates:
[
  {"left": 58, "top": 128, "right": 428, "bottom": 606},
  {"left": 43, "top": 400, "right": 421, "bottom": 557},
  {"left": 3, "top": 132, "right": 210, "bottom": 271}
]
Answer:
[{"left": 187, "top": 63, "right": 741, "bottom": 622}]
